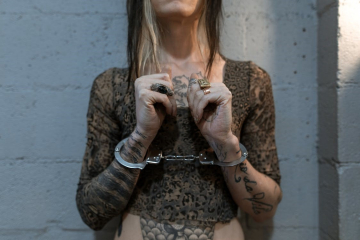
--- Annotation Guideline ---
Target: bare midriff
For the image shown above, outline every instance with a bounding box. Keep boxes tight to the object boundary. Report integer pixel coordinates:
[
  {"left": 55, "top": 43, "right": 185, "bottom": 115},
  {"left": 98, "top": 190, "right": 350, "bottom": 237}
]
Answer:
[{"left": 113, "top": 211, "right": 244, "bottom": 240}]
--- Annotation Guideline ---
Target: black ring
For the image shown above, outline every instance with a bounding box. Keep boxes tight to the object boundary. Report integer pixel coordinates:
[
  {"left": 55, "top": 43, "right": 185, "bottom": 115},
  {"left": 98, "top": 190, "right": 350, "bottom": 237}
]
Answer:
[{"left": 150, "top": 83, "right": 174, "bottom": 96}]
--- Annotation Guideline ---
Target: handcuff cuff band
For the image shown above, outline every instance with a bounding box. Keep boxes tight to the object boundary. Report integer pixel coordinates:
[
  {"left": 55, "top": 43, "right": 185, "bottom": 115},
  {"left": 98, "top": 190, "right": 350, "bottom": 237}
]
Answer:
[{"left": 114, "top": 137, "right": 248, "bottom": 170}]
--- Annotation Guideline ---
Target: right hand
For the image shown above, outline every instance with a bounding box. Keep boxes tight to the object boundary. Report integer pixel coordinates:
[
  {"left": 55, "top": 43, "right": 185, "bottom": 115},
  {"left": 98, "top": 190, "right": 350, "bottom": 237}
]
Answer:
[{"left": 134, "top": 73, "right": 177, "bottom": 139}]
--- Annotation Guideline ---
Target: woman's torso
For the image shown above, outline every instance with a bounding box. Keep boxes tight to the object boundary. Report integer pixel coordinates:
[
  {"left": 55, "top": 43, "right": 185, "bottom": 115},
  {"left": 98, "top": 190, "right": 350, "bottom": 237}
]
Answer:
[{"left": 110, "top": 57, "right": 251, "bottom": 239}]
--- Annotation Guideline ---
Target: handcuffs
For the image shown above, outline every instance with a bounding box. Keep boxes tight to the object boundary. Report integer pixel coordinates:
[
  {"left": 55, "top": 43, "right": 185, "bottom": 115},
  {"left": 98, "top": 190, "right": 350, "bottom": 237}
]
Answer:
[{"left": 114, "top": 137, "right": 248, "bottom": 170}]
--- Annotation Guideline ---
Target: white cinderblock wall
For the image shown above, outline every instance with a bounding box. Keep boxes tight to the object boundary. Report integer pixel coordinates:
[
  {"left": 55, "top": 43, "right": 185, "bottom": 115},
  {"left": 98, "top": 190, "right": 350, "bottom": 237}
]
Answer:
[{"left": 0, "top": 1, "right": 319, "bottom": 239}]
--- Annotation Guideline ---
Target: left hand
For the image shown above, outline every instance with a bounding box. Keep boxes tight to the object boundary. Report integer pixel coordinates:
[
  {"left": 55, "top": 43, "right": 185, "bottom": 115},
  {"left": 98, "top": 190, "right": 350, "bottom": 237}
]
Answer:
[{"left": 187, "top": 73, "right": 233, "bottom": 143}]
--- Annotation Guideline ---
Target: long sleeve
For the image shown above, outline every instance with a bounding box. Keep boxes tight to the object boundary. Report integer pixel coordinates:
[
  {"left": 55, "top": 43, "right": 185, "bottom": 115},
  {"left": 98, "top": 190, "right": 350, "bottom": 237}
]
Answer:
[
  {"left": 75, "top": 69, "right": 140, "bottom": 230},
  {"left": 240, "top": 62, "right": 281, "bottom": 185}
]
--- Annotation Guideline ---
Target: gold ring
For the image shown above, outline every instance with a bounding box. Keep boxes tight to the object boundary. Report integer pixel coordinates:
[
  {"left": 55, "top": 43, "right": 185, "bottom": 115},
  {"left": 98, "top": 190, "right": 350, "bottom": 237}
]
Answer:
[
  {"left": 198, "top": 78, "right": 211, "bottom": 89},
  {"left": 203, "top": 88, "right": 211, "bottom": 95}
]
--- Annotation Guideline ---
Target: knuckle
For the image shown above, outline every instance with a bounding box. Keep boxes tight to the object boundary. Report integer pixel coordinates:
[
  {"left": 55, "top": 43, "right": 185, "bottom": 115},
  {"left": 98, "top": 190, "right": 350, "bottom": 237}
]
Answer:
[
  {"left": 138, "top": 89, "right": 147, "bottom": 99},
  {"left": 195, "top": 90, "right": 203, "bottom": 99}
]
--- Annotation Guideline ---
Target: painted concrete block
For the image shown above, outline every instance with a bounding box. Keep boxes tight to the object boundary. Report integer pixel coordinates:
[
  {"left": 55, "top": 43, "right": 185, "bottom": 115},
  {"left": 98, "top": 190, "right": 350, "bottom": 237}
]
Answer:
[
  {"left": 0, "top": 91, "right": 89, "bottom": 160},
  {"left": 0, "top": 0, "right": 126, "bottom": 15},
  {"left": 0, "top": 14, "right": 127, "bottom": 88},
  {"left": 338, "top": 87, "right": 360, "bottom": 163},
  {"left": 319, "top": 160, "right": 339, "bottom": 240},
  {"left": 273, "top": 87, "right": 317, "bottom": 161},
  {"left": 339, "top": 165, "right": 360, "bottom": 240}
]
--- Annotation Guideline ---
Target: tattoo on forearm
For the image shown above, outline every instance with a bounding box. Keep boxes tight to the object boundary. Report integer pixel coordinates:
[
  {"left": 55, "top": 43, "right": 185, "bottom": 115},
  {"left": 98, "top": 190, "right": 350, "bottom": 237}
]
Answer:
[
  {"left": 121, "top": 141, "right": 139, "bottom": 163},
  {"left": 121, "top": 130, "right": 148, "bottom": 163},
  {"left": 244, "top": 176, "right": 257, "bottom": 192},
  {"left": 240, "top": 163, "right": 248, "bottom": 174},
  {"left": 234, "top": 165, "right": 242, "bottom": 183},
  {"left": 244, "top": 192, "right": 273, "bottom": 215},
  {"left": 129, "top": 134, "right": 145, "bottom": 149},
  {"left": 135, "top": 128, "right": 147, "bottom": 139},
  {"left": 140, "top": 217, "right": 215, "bottom": 240},
  {"left": 233, "top": 162, "right": 248, "bottom": 183},
  {"left": 76, "top": 162, "right": 140, "bottom": 230}
]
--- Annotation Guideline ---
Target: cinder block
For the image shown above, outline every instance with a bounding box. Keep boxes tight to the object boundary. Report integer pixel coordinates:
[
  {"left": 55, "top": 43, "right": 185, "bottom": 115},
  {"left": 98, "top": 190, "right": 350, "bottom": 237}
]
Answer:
[
  {"left": 0, "top": 91, "right": 89, "bottom": 160},
  {"left": 339, "top": 165, "right": 360, "bottom": 240},
  {"left": 273, "top": 87, "right": 317, "bottom": 161},
  {"left": 240, "top": 159, "right": 318, "bottom": 228},
  {"left": 319, "top": 160, "right": 339, "bottom": 240},
  {"left": 338, "top": 87, "right": 360, "bottom": 162},
  {"left": 0, "top": 0, "right": 126, "bottom": 15},
  {"left": 243, "top": 226, "right": 318, "bottom": 240},
  {"left": 0, "top": 13, "right": 127, "bottom": 88},
  {"left": 0, "top": 161, "right": 87, "bottom": 229}
]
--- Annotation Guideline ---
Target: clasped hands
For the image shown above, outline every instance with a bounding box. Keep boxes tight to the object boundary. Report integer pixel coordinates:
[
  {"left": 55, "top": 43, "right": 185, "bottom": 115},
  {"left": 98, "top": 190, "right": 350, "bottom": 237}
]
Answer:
[{"left": 134, "top": 72, "right": 241, "bottom": 163}]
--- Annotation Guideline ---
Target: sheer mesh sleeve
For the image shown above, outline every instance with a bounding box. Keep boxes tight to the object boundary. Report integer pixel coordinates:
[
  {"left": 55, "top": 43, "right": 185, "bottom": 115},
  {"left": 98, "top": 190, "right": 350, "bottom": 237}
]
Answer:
[
  {"left": 75, "top": 69, "right": 140, "bottom": 230},
  {"left": 240, "top": 62, "right": 281, "bottom": 185}
]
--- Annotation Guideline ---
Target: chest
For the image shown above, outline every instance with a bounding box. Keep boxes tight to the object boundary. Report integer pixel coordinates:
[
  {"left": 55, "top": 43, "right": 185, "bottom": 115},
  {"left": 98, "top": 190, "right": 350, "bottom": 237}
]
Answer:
[{"left": 165, "top": 61, "right": 226, "bottom": 108}]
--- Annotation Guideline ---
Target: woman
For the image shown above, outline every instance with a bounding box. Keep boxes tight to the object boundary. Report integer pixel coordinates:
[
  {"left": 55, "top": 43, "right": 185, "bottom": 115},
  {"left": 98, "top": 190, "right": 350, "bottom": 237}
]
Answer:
[{"left": 76, "top": 0, "right": 282, "bottom": 239}]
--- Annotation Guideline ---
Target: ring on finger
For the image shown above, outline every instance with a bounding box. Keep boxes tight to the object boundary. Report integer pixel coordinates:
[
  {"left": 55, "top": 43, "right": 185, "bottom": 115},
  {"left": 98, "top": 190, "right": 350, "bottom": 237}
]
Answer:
[
  {"left": 150, "top": 83, "right": 174, "bottom": 96},
  {"left": 203, "top": 88, "right": 211, "bottom": 95},
  {"left": 198, "top": 77, "right": 211, "bottom": 89}
]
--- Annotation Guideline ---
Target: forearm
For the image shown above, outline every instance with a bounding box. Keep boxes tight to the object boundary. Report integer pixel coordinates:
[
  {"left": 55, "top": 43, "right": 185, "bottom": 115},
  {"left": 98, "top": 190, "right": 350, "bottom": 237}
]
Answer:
[
  {"left": 210, "top": 135, "right": 282, "bottom": 222},
  {"left": 76, "top": 128, "right": 152, "bottom": 230},
  {"left": 222, "top": 160, "right": 282, "bottom": 222}
]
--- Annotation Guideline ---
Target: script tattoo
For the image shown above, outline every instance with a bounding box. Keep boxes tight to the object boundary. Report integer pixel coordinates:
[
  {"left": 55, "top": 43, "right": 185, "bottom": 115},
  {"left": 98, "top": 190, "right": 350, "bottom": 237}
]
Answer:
[
  {"left": 244, "top": 176, "right": 257, "bottom": 192},
  {"left": 244, "top": 192, "right": 273, "bottom": 215},
  {"left": 233, "top": 162, "right": 248, "bottom": 183}
]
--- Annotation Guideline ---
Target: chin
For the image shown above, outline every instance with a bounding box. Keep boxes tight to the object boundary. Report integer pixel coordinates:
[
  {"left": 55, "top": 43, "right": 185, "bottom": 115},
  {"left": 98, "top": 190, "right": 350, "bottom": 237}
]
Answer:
[{"left": 151, "top": 0, "right": 203, "bottom": 19}]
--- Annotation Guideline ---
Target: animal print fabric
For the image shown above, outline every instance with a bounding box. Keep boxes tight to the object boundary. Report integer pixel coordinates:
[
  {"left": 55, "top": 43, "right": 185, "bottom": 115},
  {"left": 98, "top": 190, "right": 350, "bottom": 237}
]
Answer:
[{"left": 75, "top": 58, "right": 281, "bottom": 230}]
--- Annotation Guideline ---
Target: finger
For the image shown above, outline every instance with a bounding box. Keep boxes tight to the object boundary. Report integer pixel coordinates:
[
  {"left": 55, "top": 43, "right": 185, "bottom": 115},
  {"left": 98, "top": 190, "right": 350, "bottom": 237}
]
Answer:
[
  {"left": 145, "top": 73, "right": 170, "bottom": 79},
  {"left": 195, "top": 90, "right": 230, "bottom": 121},
  {"left": 139, "top": 78, "right": 177, "bottom": 116},
  {"left": 147, "top": 91, "right": 174, "bottom": 116},
  {"left": 161, "top": 65, "right": 172, "bottom": 80},
  {"left": 187, "top": 73, "right": 201, "bottom": 111},
  {"left": 138, "top": 78, "right": 174, "bottom": 92},
  {"left": 160, "top": 66, "right": 177, "bottom": 116}
]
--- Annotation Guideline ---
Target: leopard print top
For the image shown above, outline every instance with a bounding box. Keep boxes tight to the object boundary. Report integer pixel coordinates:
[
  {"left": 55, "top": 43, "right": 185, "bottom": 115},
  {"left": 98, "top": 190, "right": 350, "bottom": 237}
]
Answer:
[{"left": 75, "top": 58, "right": 281, "bottom": 230}]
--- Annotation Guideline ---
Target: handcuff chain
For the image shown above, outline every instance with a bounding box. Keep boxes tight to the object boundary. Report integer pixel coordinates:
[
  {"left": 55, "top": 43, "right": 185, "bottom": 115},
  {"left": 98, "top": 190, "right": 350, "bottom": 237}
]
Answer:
[{"left": 114, "top": 137, "right": 248, "bottom": 169}]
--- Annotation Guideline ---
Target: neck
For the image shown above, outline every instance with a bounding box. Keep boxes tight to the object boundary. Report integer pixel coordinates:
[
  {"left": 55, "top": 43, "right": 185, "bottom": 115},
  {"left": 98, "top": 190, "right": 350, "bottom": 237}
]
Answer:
[{"left": 158, "top": 18, "right": 205, "bottom": 64}]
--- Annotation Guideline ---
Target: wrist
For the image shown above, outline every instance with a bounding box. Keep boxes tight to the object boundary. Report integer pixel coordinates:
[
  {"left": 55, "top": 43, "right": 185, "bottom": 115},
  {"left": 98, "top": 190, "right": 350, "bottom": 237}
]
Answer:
[
  {"left": 210, "top": 133, "right": 242, "bottom": 163},
  {"left": 119, "top": 128, "right": 154, "bottom": 163}
]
